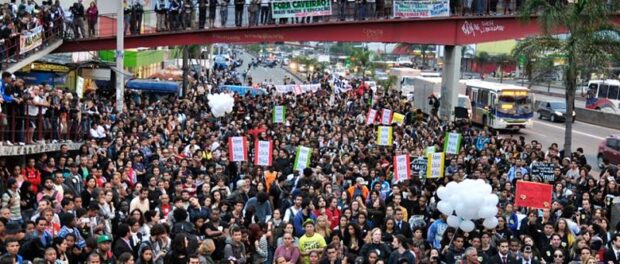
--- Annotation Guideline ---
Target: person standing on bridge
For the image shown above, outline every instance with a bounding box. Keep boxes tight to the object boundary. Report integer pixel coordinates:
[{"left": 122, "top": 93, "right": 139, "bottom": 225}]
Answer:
[
  {"left": 70, "top": 0, "right": 85, "bottom": 38},
  {"left": 259, "top": 0, "right": 269, "bottom": 25},
  {"left": 154, "top": 0, "right": 169, "bottom": 32},
  {"left": 219, "top": 0, "right": 229, "bottom": 26},
  {"left": 198, "top": 0, "right": 207, "bottom": 29},
  {"left": 130, "top": 0, "right": 145, "bottom": 34},
  {"left": 85, "top": 1, "right": 98, "bottom": 37},
  {"left": 169, "top": 0, "right": 181, "bottom": 30},
  {"left": 234, "top": 0, "right": 244, "bottom": 27}
]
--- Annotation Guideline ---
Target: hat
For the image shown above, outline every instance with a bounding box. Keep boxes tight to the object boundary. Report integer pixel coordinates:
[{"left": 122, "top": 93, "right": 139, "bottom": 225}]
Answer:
[
  {"left": 303, "top": 219, "right": 315, "bottom": 227},
  {"left": 5, "top": 222, "right": 23, "bottom": 235},
  {"left": 97, "top": 234, "right": 112, "bottom": 244},
  {"left": 356, "top": 177, "right": 367, "bottom": 185}
]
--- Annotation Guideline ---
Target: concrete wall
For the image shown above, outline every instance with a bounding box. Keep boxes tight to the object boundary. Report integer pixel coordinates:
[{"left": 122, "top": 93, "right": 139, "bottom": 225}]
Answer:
[{"left": 575, "top": 108, "right": 620, "bottom": 130}]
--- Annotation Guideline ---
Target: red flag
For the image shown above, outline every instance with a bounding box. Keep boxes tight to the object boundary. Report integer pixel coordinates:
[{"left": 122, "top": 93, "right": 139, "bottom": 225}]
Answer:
[{"left": 515, "top": 181, "right": 553, "bottom": 209}]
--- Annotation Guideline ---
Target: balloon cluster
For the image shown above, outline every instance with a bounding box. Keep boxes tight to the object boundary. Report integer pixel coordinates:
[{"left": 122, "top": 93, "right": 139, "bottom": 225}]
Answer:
[
  {"left": 207, "top": 93, "right": 235, "bottom": 117},
  {"left": 436, "top": 179, "right": 499, "bottom": 232}
]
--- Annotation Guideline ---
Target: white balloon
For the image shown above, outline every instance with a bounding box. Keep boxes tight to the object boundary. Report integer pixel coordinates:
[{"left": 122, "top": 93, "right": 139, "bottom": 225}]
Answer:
[
  {"left": 437, "top": 201, "right": 454, "bottom": 215},
  {"left": 446, "top": 181, "right": 458, "bottom": 193},
  {"left": 208, "top": 93, "right": 235, "bottom": 117},
  {"left": 447, "top": 215, "right": 461, "bottom": 228},
  {"left": 481, "top": 184, "right": 492, "bottom": 195},
  {"left": 483, "top": 217, "right": 499, "bottom": 229},
  {"left": 483, "top": 194, "right": 499, "bottom": 206},
  {"left": 437, "top": 186, "right": 448, "bottom": 200},
  {"left": 459, "top": 220, "right": 475, "bottom": 232},
  {"left": 478, "top": 206, "right": 498, "bottom": 219}
]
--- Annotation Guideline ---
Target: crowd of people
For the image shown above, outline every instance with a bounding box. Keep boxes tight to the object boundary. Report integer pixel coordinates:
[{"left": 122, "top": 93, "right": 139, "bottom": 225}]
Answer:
[{"left": 0, "top": 47, "right": 619, "bottom": 264}]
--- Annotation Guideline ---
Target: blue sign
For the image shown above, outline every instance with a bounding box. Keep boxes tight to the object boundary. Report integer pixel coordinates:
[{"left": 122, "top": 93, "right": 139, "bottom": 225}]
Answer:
[
  {"left": 14, "top": 71, "right": 67, "bottom": 86},
  {"left": 221, "top": 85, "right": 268, "bottom": 96}
]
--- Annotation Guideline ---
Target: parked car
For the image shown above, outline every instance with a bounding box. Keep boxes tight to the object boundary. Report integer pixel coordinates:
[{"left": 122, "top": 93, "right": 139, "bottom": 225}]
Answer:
[
  {"left": 598, "top": 135, "right": 620, "bottom": 168},
  {"left": 535, "top": 100, "right": 576, "bottom": 122}
]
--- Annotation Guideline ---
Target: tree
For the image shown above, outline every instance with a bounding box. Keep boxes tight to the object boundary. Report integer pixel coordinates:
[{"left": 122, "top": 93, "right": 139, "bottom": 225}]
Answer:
[
  {"left": 475, "top": 51, "right": 491, "bottom": 75},
  {"left": 350, "top": 48, "right": 374, "bottom": 79},
  {"left": 492, "top": 54, "right": 514, "bottom": 83},
  {"left": 519, "top": 0, "right": 620, "bottom": 154}
]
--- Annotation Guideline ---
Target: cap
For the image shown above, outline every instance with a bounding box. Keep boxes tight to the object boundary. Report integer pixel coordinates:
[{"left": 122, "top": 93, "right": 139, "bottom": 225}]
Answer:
[
  {"left": 356, "top": 177, "right": 367, "bottom": 185},
  {"left": 5, "top": 222, "right": 23, "bottom": 235},
  {"left": 303, "top": 219, "right": 315, "bottom": 227},
  {"left": 97, "top": 234, "right": 112, "bottom": 244}
]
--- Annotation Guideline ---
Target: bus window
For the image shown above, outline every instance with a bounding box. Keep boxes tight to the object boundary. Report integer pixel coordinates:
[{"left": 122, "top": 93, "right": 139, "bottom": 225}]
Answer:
[
  {"left": 609, "top": 85, "right": 619, "bottom": 100},
  {"left": 599, "top": 84, "right": 609, "bottom": 98}
]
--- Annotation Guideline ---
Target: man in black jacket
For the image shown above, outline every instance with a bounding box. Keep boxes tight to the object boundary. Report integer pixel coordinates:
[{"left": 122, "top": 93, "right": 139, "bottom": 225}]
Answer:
[
  {"left": 70, "top": 0, "right": 85, "bottom": 38},
  {"left": 112, "top": 224, "right": 134, "bottom": 258},
  {"left": 490, "top": 239, "right": 518, "bottom": 264}
]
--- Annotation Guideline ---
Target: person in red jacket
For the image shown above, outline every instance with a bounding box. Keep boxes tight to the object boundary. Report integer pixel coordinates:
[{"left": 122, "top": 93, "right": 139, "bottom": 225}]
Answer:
[{"left": 22, "top": 158, "right": 41, "bottom": 193}]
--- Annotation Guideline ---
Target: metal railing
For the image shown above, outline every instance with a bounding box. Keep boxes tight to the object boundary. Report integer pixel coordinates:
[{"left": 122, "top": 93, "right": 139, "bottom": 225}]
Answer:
[
  {"left": 0, "top": 16, "right": 64, "bottom": 71},
  {"left": 0, "top": 103, "right": 84, "bottom": 145},
  {"left": 64, "top": 0, "right": 521, "bottom": 40}
]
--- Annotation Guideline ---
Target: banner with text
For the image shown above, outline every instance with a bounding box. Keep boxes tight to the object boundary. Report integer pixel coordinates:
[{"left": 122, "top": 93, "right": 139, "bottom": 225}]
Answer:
[
  {"left": 393, "top": 0, "right": 450, "bottom": 18},
  {"left": 20, "top": 26, "right": 43, "bottom": 54},
  {"left": 294, "top": 146, "right": 313, "bottom": 171},
  {"left": 393, "top": 154, "right": 411, "bottom": 182},
  {"left": 228, "top": 137, "right": 248, "bottom": 162},
  {"left": 274, "top": 84, "right": 321, "bottom": 94},
  {"left": 426, "top": 152, "right": 445, "bottom": 178},
  {"left": 273, "top": 106, "right": 286, "bottom": 123},
  {"left": 366, "top": 109, "right": 377, "bottom": 125},
  {"left": 254, "top": 140, "right": 273, "bottom": 166},
  {"left": 443, "top": 132, "right": 462, "bottom": 155},
  {"left": 376, "top": 126, "right": 393, "bottom": 146},
  {"left": 272, "top": 0, "right": 332, "bottom": 19}
]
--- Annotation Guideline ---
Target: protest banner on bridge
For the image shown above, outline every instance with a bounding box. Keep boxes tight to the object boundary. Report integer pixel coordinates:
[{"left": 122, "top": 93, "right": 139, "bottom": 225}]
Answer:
[
  {"left": 271, "top": 0, "right": 332, "bottom": 19},
  {"left": 20, "top": 26, "right": 43, "bottom": 54},
  {"left": 393, "top": 0, "right": 449, "bottom": 18}
]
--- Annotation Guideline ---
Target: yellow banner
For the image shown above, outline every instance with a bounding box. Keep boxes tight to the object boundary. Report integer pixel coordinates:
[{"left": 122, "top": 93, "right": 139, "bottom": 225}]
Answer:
[
  {"left": 426, "top": 152, "right": 445, "bottom": 178},
  {"left": 376, "top": 126, "right": 393, "bottom": 146},
  {"left": 392, "top": 112, "right": 405, "bottom": 125}
]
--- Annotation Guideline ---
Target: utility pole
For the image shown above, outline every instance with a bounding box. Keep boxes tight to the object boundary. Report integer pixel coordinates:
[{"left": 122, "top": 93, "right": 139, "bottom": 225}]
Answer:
[
  {"left": 115, "top": 0, "right": 124, "bottom": 113},
  {"left": 182, "top": 45, "right": 189, "bottom": 97}
]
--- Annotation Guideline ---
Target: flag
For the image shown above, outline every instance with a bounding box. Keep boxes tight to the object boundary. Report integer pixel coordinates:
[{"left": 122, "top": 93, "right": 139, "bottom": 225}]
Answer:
[
  {"left": 392, "top": 112, "right": 405, "bottom": 125},
  {"left": 228, "top": 136, "right": 248, "bottom": 162},
  {"left": 366, "top": 109, "right": 377, "bottom": 125},
  {"left": 376, "top": 126, "right": 393, "bottom": 146},
  {"left": 443, "top": 132, "right": 462, "bottom": 154},
  {"left": 293, "top": 146, "right": 312, "bottom": 171},
  {"left": 381, "top": 109, "right": 392, "bottom": 125},
  {"left": 254, "top": 140, "right": 273, "bottom": 166},
  {"left": 273, "top": 106, "right": 285, "bottom": 123},
  {"left": 515, "top": 181, "right": 553, "bottom": 209},
  {"left": 393, "top": 154, "right": 411, "bottom": 182},
  {"left": 426, "top": 152, "right": 445, "bottom": 178}
]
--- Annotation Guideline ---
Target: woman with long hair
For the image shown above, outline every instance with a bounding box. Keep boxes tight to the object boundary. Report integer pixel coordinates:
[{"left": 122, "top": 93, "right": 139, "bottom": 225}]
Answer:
[
  {"left": 555, "top": 218, "right": 575, "bottom": 249},
  {"left": 315, "top": 215, "right": 332, "bottom": 242},
  {"left": 276, "top": 223, "right": 299, "bottom": 247},
  {"left": 136, "top": 245, "right": 154, "bottom": 264},
  {"left": 164, "top": 234, "right": 189, "bottom": 264},
  {"left": 360, "top": 228, "right": 390, "bottom": 261},
  {"left": 333, "top": 216, "right": 349, "bottom": 242},
  {"left": 381, "top": 218, "right": 396, "bottom": 243},
  {"left": 118, "top": 252, "right": 135, "bottom": 264},
  {"left": 197, "top": 239, "right": 216, "bottom": 264},
  {"left": 343, "top": 223, "right": 363, "bottom": 255},
  {"left": 20, "top": 181, "right": 37, "bottom": 221},
  {"left": 53, "top": 236, "right": 69, "bottom": 264}
]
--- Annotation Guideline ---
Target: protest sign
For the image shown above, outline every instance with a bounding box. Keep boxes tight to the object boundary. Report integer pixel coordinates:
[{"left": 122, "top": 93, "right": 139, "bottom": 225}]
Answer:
[
  {"left": 294, "top": 146, "right": 312, "bottom": 171},
  {"left": 272, "top": 0, "right": 332, "bottom": 19},
  {"left": 376, "top": 126, "right": 393, "bottom": 146},
  {"left": 393, "top": 154, "right": 411, "bottom": 182},
  {"left": 515, "top": 181, "right": 553, "bottom": 209},
  {"left": 531, "top": 163, "right": 556, "bottom": 182},
  {"left": 273, "top": 106, "right": 286, "bottom": 123},
  {"left": 228, "top": 137, "right": 248, "bottom": 162},
  {"left": 443, "top": 132, "right": 462, "bottom": 154},
  {"left": 254, "top": 140, "right": 273, "bottom": 166},
  {"left": 427, "top": 152, "right": 445, "bottom": 178},
  {"left": 393, "top": 0, "right": 449, "bottom": 18}
]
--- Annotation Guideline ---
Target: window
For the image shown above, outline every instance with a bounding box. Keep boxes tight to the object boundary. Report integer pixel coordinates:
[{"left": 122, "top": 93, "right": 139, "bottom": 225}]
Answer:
[
  {"left": 599, "top": 84, "right": 609, "bottom": 98},
  {"left": 607, "top": 139, "right": 619, "bottom": 149},
  {"left": 608, "top": 85, "right": 620, "bottom": 100}
]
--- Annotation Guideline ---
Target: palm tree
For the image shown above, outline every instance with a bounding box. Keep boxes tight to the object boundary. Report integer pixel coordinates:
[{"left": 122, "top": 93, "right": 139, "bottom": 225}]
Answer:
[
  {"left": 519, "top": 0, "right": 620, "bottom": 154},
  {"left": 350, "top": 48, "right": 373, "bottom": 79}
]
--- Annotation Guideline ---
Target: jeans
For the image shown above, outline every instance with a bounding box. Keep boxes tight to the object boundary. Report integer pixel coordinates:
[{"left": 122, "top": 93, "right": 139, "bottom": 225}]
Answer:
[
  {"left": 220, "top": 5, "right": 229, "bottom": 26},
  {"left": 339, "top": 1, "right": 347, "bottom": 20},
  {"left": 260, "top": 6, "right": 269, "bottom": 24},
  {"left": 235, "top": 4, "right": 244, "bottom": 26},
  {"left": 199, "top": 7, "right": 207, "bottom": 28}
]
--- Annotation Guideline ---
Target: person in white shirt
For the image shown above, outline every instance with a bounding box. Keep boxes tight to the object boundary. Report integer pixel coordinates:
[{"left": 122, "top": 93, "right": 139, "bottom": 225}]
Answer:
[
  {"left": 283, "top": 194, "right": 302, "bottom": 223},
  {"left": 26, "top": 86, "right": 49, "bottom": 144}
]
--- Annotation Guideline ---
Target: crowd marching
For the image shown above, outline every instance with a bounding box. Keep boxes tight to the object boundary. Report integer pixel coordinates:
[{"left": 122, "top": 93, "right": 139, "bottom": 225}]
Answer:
[{"left": 0, "top": 47, "right": 619, "bottom": 264}]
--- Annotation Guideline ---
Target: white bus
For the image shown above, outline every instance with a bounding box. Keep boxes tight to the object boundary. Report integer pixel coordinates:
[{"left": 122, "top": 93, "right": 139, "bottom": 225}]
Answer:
[
  {"left": 585, "top": 79, "right": 620, "bottom": 112},
  {"left": 464, "top": 80, "right": 534, "bottom": 131}
]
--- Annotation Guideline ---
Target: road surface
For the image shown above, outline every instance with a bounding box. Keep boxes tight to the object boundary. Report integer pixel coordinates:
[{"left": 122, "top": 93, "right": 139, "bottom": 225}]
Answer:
[{"left": 237, "top": 51, "right": 302, "bottom": 84}]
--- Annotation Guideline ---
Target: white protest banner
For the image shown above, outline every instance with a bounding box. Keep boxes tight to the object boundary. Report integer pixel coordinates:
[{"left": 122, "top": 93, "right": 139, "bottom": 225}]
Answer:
[
  {"left": 393, "top": 154, "right": 411, "bottom": 182},
  {"left": 333, "top": 76, "right": 352, "bottom": 94},
  {"left": 271, "top": 0, "right": 332, "bottom": 19},
  {"left": 376, "top": 126, "right": 393, "bottom": 146},
  {"left": 427, "top": 152, "right": 445, "bottom": 178},
  {"left": 367, "top": 109, "right": 378, "bottom": 125},
  {"left": 443, "top": 132, "right": 462, "bottom": 154},
  {"left": 294, "top": 146, "right": 312, "bottom": 171},
  {"left": 393, "top": 0, "right": 450, "bottom": 18},
  {"left": 228, "top": 137, "right": 248, "bottom": 162},
  {"left": 274, "top": 84, "right": 320, "bottom": 94},
  {"left": 273, "top": 106, "right": 286, "bottom": 123},
  {"left": 20, "top": 26, "right": 43, "bottom": 54},
  {"left": 381, "top": 109, "right": 393, "bottom": 125},
  {"left": 254, "top": 140, "right": 273, "bottom": 166}
]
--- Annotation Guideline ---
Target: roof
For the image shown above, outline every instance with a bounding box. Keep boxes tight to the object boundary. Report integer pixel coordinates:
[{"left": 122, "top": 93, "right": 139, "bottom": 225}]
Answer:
[
  {"left": 588, "top": 79, "right": 620, "bottom": 86},
  {"left": 463, "top": 80, "right": 529, "bottom": 92}
]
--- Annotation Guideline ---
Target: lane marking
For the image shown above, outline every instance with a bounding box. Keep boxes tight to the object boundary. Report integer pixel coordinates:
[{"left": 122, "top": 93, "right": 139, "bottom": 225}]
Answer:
[{"left": 534, "top": 121, "right": 606, "bottom": 140}]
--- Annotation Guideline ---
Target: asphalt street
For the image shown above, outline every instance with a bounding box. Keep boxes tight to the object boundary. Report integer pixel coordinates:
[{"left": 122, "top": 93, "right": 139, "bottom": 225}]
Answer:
[{"left": 237, "top": 52, "right": 302, "bottom": 84}]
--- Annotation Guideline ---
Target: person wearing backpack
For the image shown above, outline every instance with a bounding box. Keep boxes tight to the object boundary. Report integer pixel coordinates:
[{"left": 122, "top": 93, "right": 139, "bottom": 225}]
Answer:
[
  {"left": 1, "top": 178, "right": 21, "bottom": 223},
  {"left": 138, "top": 224, "right": 169, "bottom": 264}
]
